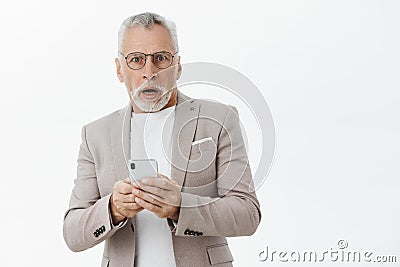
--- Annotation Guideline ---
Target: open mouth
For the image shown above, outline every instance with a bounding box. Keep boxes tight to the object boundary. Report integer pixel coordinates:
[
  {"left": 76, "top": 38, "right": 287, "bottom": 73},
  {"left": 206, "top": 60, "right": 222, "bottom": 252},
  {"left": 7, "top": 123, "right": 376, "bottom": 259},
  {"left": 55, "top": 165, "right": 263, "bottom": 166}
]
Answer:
[
  {"left": 142, "top": 88, "right": 159, "bottom": 94},
  {"left": 140, "top": 87, "right": 161, "bottom": 100}
]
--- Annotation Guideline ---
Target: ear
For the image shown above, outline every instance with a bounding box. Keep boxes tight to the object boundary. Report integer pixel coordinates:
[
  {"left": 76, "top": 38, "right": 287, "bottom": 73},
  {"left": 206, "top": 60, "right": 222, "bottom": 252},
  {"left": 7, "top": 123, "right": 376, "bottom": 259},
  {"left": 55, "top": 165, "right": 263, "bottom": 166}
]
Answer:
[
  {"left": 115, "top": 57, "right": 124, "bottom": 83},
  {"left": 176, "top": 56, "right": 182, "bottom": 80}
]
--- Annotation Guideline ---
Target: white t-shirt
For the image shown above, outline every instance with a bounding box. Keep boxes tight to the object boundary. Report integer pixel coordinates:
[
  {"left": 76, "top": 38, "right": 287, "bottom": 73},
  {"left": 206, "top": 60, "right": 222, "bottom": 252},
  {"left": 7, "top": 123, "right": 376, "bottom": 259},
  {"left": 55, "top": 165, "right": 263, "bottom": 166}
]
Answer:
[{"left": 130, "top": 105, "right": 176, "bottom": 267}]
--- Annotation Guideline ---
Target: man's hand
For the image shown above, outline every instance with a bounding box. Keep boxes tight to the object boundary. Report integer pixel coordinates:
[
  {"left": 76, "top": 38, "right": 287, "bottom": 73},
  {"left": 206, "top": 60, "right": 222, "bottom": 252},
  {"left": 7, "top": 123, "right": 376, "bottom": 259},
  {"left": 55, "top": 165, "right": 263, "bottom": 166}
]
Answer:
[
  {"left": 134, "top": 174, "right": 182, "bottom": 222},
  {"left": 110, "top": 177, "right": 144, "bottom": 225}
]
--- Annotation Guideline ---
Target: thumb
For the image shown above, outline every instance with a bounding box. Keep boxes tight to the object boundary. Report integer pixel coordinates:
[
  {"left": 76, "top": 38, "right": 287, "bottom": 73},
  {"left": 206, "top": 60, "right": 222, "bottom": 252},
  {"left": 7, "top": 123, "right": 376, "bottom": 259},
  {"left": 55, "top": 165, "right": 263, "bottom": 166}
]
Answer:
[{"left": 158, "top": 173, "right": 169, "bottom": 179}]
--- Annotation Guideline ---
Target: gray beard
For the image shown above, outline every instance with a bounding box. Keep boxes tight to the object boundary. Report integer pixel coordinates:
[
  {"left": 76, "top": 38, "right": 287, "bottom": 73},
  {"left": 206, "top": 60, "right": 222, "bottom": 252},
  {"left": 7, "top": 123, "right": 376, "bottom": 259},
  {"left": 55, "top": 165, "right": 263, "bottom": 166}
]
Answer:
[{"left": 130, "top": 84, "right": 172, "bottom": 113}]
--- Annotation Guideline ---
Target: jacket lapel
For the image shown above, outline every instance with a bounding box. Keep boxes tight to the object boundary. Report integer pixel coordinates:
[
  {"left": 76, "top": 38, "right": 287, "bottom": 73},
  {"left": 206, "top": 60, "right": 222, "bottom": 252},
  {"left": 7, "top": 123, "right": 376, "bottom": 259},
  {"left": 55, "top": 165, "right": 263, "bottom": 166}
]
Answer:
[
  {"left": 171, "top": 91, "right": 200, "bottom": 187},
  {"left": 110, "top": 103, "right": 132, "bottom": 182}
]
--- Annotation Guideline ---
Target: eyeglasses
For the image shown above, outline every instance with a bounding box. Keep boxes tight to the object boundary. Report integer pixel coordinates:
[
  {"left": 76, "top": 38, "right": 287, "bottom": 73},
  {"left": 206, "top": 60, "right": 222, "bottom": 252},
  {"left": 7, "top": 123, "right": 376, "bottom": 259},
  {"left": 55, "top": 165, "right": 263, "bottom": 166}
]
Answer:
[{"left": 120, "top": 50, "right": 178, "bottom": 70}]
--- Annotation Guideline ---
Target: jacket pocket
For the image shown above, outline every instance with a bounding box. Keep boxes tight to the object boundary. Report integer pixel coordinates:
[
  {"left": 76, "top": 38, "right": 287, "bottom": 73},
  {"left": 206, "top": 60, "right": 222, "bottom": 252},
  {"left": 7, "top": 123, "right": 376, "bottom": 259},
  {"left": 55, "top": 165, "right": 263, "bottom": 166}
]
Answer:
[
  {"left": 206, "top": 243, "right": 234, "bottom": 265},
  {"left": 190, "top": 138, "right": 216, "bottom": 155},
  {"left": 101, "top": 256, "right": 110, "bottom": 267},
  {"left": 188, "top": 139, "right": 217, "bottom": 174}
]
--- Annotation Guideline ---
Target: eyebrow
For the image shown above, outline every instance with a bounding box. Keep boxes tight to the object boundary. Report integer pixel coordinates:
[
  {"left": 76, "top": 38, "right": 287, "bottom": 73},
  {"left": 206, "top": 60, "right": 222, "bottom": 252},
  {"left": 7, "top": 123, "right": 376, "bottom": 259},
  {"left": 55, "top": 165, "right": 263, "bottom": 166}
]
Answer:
[{"left": 126, "top": 50, "right": 173, "bottom": 54}]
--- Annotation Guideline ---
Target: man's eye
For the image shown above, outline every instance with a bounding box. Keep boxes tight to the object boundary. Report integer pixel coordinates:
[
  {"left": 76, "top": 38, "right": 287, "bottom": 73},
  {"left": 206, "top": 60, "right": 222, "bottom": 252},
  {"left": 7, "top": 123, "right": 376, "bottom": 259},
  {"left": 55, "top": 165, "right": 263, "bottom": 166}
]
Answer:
[
  {"left": 131, "top": 57, "right": 141, "bottom": 63},
  {"left": 156, "top": 55, "right": 166, "bottom": 61}
]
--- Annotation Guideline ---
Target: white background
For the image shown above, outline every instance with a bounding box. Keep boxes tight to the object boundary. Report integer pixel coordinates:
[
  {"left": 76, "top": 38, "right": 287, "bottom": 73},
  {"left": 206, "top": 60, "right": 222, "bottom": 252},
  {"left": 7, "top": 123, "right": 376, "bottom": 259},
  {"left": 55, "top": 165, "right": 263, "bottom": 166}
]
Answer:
[{"left": 0, "top": 0, "right": 399, "bottom": 266}]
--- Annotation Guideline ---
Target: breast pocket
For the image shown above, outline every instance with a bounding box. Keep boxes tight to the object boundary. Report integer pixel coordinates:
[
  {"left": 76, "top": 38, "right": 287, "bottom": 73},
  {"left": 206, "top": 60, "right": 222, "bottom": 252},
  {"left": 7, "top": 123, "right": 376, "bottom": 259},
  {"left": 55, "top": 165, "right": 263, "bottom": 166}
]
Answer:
[
  {"left": 191, "top": 138, "right": 216, "bottom": 154},
  {"left": 189, "top": 140, "right": 217, "bottom": 165},
  {"left": 188, "top": 139, "right": 217, "bottom": 173}
]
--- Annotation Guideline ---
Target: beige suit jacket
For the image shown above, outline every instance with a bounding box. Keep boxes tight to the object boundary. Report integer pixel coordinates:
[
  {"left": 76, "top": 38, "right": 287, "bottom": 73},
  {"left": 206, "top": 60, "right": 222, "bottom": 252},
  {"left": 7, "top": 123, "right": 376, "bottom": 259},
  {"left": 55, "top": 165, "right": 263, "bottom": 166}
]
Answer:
[{"left": 63, "top": 91, "right": 261, "bottom": 267}]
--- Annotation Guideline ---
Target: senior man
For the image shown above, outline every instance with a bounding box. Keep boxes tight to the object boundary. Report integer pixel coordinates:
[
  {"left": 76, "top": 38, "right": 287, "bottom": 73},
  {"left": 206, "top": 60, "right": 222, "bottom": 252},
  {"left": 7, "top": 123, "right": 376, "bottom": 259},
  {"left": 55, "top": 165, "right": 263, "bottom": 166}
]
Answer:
[{"left": 63, "top": 12, "right": 261, "bottom": 267}]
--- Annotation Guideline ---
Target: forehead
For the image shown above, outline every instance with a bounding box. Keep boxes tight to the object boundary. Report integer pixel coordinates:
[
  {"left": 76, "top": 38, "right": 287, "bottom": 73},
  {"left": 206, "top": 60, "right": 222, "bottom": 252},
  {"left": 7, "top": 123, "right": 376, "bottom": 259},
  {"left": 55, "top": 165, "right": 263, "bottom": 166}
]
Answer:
[{"left": 121, "top": 24, "right": 175, "bottom": 53}]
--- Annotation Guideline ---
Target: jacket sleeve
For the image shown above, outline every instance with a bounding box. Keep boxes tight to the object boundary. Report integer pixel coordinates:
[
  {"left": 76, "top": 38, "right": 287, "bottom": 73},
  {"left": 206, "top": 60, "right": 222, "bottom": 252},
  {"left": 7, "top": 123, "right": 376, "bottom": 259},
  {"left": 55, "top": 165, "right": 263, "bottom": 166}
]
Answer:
[
  {"left": 173, "top": 105, "right": 262, "bottom": 237},
  {"left": 63, "top": 125, "right": 126, "bottom": 252}
]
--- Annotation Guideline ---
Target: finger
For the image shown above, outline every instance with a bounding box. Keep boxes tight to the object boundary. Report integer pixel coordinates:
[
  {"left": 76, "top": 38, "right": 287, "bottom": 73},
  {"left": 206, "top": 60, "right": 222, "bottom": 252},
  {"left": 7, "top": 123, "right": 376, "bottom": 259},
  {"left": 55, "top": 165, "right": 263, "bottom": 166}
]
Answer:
[
  {"left": 140, "top": 177, "right": 173, "bottom": 191},
  {"left": 158, "top": 174, "right": 176, "bottom": 185},
  {"left": 133, "top": 189, "right": 162, "bottom": 207},
  {"left": 137, "top": 190, "right": 173, "bottom": 207},
  {"left": 135, "top": 196, "right": 162, "bottom": 212},
  {"left": 158, "top": 173, "right": 169, "bottom": 179},
  {"left": 121, "top": 177, "right": 142, "bottom": 188},
  {"left": 120, "top": 202, "right": 143, "bottom": 210},
  {"left": 158, "top": 174, "right": 181, "bottom": 188},
  {"left": 131, "top": 183, "right": 141, "bottom": 189},
  {"left": 169, "top": 179, "right": 179, "bottom": 186},
  {"left": 137, "top": 184, "right": 167, "bottom": 199},
  {"left": 118, "top": 183, "right": 135, "bottom": 194},
  {"left": 118, "top": 192, "right": 137, "bottom": 203}
]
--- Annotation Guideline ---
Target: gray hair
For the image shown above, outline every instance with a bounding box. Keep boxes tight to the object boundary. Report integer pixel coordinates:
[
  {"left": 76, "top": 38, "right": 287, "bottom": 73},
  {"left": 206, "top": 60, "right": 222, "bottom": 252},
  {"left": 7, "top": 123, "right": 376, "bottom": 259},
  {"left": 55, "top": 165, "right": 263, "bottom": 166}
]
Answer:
[{"left": 118, "top": 12, "right": 179, "bottom": 55}]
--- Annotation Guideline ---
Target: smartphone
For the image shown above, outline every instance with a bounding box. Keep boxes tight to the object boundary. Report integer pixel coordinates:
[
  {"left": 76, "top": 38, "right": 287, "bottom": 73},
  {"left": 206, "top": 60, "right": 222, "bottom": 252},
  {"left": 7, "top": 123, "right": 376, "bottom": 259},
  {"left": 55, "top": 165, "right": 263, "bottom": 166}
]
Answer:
[{"left": 128, "top": 159, "right": 158, "bottom": 184}]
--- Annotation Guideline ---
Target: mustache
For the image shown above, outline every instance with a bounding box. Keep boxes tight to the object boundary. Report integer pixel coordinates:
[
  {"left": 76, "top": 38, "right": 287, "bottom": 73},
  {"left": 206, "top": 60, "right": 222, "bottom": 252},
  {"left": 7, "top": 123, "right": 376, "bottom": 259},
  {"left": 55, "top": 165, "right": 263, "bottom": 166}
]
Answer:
[
  {"left": 138, "top": 84, "right": 163, "bottom": 92},
  {"left": 134, "top": 83, "right": 175, "bottom": 97}
]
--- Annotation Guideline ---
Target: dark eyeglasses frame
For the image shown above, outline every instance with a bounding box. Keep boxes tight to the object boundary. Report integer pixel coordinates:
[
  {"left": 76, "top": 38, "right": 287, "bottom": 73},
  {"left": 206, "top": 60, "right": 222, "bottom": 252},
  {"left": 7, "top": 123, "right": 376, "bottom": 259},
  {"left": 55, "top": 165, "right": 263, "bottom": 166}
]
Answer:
[{"left": 119, "top": 50, "right": 179, "bottom": 70}]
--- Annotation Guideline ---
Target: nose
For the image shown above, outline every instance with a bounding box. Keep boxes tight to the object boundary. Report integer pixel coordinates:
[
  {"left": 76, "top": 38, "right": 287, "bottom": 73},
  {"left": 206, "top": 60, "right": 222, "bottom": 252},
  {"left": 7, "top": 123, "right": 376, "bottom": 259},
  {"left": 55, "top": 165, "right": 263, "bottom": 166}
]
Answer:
[{"left": 142, "top": 55, "right": 158, "bottom": 80}]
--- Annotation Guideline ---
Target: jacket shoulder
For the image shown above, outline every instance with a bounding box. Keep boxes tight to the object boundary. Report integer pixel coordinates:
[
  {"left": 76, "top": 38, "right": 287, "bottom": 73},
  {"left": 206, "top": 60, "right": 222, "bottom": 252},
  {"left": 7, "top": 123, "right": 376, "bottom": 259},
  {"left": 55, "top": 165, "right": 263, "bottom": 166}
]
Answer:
[
  {"left": 194, "top": 98, "right": 238, "bottom": 119},
  {"left": 83, "top": 106, "right": 125, "bottom": 132}
]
